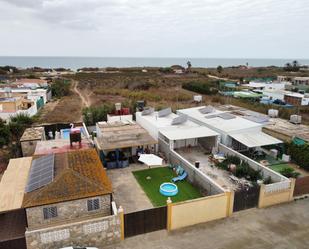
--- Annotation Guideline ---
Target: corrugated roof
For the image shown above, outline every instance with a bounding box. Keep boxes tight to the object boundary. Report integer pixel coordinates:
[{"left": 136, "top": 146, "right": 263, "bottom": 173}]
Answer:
[
  {"left": 230, "top": 132, "right": 282, "bottom": 148},
  {"left": 22, "top": 149, "right": 112, "bottom": 208}
]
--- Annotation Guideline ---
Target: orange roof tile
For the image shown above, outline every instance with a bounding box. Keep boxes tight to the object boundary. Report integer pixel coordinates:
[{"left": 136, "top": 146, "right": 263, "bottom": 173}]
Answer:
[{"left": 22, "top": 149, "right": 112, "bottom": 208}]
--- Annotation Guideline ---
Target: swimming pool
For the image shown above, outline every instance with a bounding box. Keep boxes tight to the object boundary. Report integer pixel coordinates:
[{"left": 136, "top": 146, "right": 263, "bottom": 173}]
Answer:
[{"left": 61, "top": 127, "right": 85, "bottom": 139}]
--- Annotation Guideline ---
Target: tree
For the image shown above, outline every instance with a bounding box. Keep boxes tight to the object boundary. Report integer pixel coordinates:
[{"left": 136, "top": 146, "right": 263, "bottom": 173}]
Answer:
[
  {"left": 51, "top": 79, "right": 71, "bottom": 98},
  {"left": 82, "top": 104, "right": 113, "bottom": 126},
  {"left": 8, "top": 113, "right": 33, "bottom": 142},
  {"left": 0, "top": 118, "right": 10, "bottom": 147},
  {"left": 292, "top": 60, "right": 300, "bottom": 72},
  {"left": 187, "top": 61, "right": 192, "bottom": 72},
  {"left": 217, "top": 65, "right": 223, "bottom": 74}
]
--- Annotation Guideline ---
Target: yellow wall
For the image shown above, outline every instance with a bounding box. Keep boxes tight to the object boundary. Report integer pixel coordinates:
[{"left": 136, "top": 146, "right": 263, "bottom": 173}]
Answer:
[
  {"left": 169, "top": 193, "right": 231, "bottom": 230},
  {"left": 0, "top": 101, "right": 17, "bottom": 111},
  {"left": 258, "top": 180, "right": 295, "bottom": 208}
]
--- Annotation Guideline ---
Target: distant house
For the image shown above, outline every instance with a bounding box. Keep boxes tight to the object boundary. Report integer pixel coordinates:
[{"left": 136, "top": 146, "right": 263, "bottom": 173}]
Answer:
[
  {"left": 292, "top": 77, "right": 309, "bottom": 86},
  {"left": 0, "top": 96, "right": 37, "bottom": 121}
]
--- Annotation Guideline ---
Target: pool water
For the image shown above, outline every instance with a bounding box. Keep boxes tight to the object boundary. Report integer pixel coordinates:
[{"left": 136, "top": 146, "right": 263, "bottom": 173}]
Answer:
[
  {"left": 160, "top": 182, "right": 178, "bottom": 197},
  {"left": 61, "top": 127, "right": 84, "bottom": 139}
]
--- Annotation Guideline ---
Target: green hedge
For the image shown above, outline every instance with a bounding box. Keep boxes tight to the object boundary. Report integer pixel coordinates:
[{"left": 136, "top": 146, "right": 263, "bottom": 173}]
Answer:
[
  {"left": 288, "top": 143, "right": 309, "bottom": 171},
  {"left": 182, "top": 81, "right": 218, "bottom": 95}
]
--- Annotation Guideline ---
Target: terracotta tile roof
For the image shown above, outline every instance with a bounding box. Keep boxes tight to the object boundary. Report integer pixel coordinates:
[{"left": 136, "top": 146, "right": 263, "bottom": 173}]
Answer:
[{"left": 22, "top": 149, "right": 112, "bottom": 208}]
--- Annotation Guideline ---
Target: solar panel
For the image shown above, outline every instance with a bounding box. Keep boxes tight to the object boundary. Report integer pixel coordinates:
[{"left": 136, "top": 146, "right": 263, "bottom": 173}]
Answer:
[
  {"left": 26, "top": 154, "right": 55, "bottom": 193},
  {"left": 243, "top": 115, "right": 270, "bottom": 124},
  {"left": 204, "top": 114, "right": 218, "bottom": 119},
  {"left": 218, "top": 113, "right": 236, "bottom": 120},
  {"left": 141, "top": 107, "right": 154, "bottom": 116},
  {"left": 171, "top": 114, "right": 188, "bottom": 125},
  {"left": 158, "top": 107, "right": 172, "bottom": 117},
  {"left": 199, "top": 106, "right": 214, "bottom": 114}
]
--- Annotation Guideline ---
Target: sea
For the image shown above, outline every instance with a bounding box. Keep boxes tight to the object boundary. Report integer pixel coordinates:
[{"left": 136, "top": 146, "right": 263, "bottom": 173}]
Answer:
[{"left": 0, "top": 56, "right": 309, "bottom": 70}]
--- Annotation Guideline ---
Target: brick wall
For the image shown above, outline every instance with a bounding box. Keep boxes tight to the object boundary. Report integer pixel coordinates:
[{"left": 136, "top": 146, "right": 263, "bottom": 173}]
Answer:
[{"left": 26, "top": 195, "right": 111, "bottom": 229}]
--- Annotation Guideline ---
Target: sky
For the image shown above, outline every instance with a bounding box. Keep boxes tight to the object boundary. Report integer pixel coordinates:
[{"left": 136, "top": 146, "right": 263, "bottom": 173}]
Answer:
[{"left": 0, "top": 0, "right": 308, "bottom": 58}]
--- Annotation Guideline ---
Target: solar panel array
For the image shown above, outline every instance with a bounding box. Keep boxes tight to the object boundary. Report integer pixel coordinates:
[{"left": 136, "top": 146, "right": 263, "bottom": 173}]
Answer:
[
  {"left": 158, "top": 107, "right": 172, "bottom": 117},
  {"left": 171, "top": 114, "right": 188, "bottom": 125},
  {"left": 141, "top": 107, "right": 154, "bottom": 116},
  {"left": 199, "top": 106, "right": 214, "bottom": 114},
  {"left": 26, "top": 154, "right": 55, "bottom": 193}
]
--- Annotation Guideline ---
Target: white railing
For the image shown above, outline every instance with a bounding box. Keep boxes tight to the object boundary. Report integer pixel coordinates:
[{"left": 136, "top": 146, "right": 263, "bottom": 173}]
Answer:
[{"left": 264, "top": 181, "right": 291, "bottom": 193}]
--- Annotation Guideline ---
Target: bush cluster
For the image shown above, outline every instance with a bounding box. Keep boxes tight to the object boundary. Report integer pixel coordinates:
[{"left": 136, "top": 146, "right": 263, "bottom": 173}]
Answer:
[
  {"left": 182, "top": 81, "right": 218, "bottom": 95},
  {"left": 288, "top": 143, "right": 309, "bottom": 171}
]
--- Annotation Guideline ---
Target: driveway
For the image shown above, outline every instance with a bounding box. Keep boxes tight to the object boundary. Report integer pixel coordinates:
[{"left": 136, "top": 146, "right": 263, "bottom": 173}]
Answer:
[
  {"left": 107, "top": 199, "right": 309, "bottom": 249},
  {"left": 107, "top": 164, "right": 155, "bottom": 213}
]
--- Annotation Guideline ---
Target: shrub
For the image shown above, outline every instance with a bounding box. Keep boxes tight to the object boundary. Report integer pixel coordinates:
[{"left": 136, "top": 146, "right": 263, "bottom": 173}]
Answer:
[
  {"left": 51, "top": 79, "right": 71, "bottom": 98},
  {"left": 287, "top": 142, "right": 309, "bottom": 171},
  {"left": 82, "top": 104, "right": 113, "bottom": 126},
  {"left": 182, "top": 81, "right": 218, "bottom": 95},
  {"left": 279, "top": 168, "right": 300, "bottom": 178},
  {"left": 0, "top": 118, "right": 10, "bottom": 147}
]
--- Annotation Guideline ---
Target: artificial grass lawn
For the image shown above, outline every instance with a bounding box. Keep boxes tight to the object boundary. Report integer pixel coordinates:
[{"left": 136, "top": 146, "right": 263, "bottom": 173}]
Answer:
[
  {"left": 133, "top": 167, "right": 202, "bottom": 207},
  {"left": 269, "top": 164, "right": 293, "bottom": 173}
]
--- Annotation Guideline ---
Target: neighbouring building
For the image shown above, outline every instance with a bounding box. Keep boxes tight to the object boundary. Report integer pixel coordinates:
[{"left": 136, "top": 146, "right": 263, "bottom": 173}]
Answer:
[
  {"left": 177, "top": 106, "right": 282, "bottom": 151},
  {"left": 0, "top": 149, "right": 121, "bottom": 249},
  {"left": 292, "top": 77, "right": 309, "bottom": 86},
  {"left": 284, "top": 92, "right": 309, "bottom": 106},
  {"left": 20, "top": 127, "right": 46, "bottom": 157},
  {"left": 94, "top": 120, "right": 157, "bottom": 168},
  {"left": 0, "top": 96, "right": 37, "bottom": 121}
]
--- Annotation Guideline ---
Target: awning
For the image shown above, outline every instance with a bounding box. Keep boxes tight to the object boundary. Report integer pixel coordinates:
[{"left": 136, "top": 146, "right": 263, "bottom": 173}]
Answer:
[
  {"left": 138, "top": 154, "right": 163, "bottom": 166},
  {"left": 159, "top": 127, "right": 218, "bottom": 141},
  {"left": 230, "top": 132, "right": 282, "bottom": 148}
]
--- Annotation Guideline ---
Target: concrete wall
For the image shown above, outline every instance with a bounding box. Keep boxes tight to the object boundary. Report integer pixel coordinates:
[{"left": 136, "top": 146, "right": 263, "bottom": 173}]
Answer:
[
  {"left": 218, "top": 143, "right": 288, "bottom": 183},
  {"left": 258, "top": 179, "right": 295, "bottom": 208},
  {"left": 25, "top": 211, "right": 121, "bottom": 249},
  {"left": 21, "top": 140, "right": 40, "bottom": 157},
  {"left": 26, "top": 195, "right": 111, "bottom": 229},
  {"left": 159, "top": 138, "right": 224, "bottom": 195},
  {"left": 168, "top": 192, "right": 233, "bottom": 230}
]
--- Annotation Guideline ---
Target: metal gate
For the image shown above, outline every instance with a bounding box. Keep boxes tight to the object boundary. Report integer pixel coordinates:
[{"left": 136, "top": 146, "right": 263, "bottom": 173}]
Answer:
[
  {"left": 294, "top": 176, "right": 309, "bottom": 196},
  {"left": 124, "top": 206, "right": 167, "bottom": 238},
  {"left": 233, "top": 185, "right": 260, "bottom": 212}
]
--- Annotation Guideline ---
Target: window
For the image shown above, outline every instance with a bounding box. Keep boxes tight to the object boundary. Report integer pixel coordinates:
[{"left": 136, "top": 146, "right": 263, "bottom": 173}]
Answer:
[
  {"left": 87, "top": 198, "right": 100, "bottom": 211},
  {"left": 43, "top": 206, "right": 58, "bottom": 219}
]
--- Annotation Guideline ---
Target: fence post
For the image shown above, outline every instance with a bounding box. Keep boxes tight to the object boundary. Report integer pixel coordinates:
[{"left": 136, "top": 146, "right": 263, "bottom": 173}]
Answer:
[
  {"left": 226, "top": 191, "right": 234, "bottom": 216},
  {"left": 258, "top": 184, "right": 265, "bottom": 208},
  {"left": 289, "top": 178, "right": 296, "bottom": 201},
  {"left": 118, "top": 206, "right": 125, "bottom": 240},
  {"left": 166, "top": 197, "right": 172, "bottom": 231}
]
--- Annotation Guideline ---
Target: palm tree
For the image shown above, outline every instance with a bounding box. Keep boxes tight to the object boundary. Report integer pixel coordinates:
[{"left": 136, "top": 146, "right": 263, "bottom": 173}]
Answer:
[{"left": 187, "top": 61, "right": 192, "bottom": 72}]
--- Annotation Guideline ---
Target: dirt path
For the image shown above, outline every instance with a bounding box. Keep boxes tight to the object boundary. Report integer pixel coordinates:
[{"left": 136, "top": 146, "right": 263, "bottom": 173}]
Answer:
[
  {"left": 208, "top": 74, "right": 237, "bottom": 81},
  {"left": 72, "top": 80, "right": 91, "bottom": 108}
]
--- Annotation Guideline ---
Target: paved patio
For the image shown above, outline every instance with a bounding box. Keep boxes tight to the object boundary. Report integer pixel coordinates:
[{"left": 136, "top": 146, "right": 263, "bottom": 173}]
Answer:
[
  {"left": 107, "top": 164, "right": 164, "bottom": 213},
  {"left": 106, "top": 199, "right": 309, "bottom": 249},
  {"left": 176, "top": 147, "right": 238, "bottom": 191}
]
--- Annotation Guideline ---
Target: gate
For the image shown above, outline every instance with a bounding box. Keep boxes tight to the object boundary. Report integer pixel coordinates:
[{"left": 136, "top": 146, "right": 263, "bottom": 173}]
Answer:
[
  {"left": 294, "top": 176, "right": 309, "bottom": 197},
  {"left": 233, "top": 185, "right": 260, "bottom": 212},
  {"left": 124, "top": 206, "right": 167, "bottom": 238}
]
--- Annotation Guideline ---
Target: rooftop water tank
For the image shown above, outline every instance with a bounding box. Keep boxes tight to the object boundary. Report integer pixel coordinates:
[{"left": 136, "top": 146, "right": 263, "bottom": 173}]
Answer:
[
  {"left": 290, "top": 115, "right": 302, "bottom": 124},
  {"left": 115, "top": 103, "right": 122, "bottom": 111},
  {"left": 268, "top": 109, "right": 279, "bottom": 118},
  {"left": 194, "top": 95, "right": 202, "bottom": 102}
]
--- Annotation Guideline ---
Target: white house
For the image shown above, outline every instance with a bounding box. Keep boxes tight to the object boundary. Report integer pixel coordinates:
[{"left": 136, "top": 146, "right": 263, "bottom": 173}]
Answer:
[
  {"left": 177, "top": 106, "right": 282, "bottom": 151},
  {"left": 136, "top": 107, "right": 219, "bottom": 152}
]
